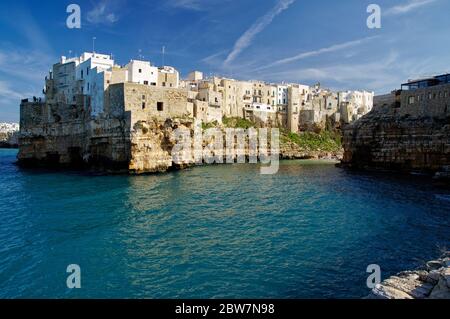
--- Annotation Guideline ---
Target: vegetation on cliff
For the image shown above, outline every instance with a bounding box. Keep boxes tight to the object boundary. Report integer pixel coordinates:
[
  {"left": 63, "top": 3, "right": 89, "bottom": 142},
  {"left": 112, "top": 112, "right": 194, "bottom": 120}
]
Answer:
[
  {"left": 281, "top": 130, "right": 342, "bottom": 153},
  {"left": 214, "top": 116, "right": 343, "bottom": 155}
]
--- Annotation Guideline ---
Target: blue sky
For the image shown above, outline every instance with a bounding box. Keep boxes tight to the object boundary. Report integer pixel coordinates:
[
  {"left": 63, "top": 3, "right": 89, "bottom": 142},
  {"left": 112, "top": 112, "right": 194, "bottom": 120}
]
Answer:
[{"left": 0, "top": 0, "right": 448, "bottom": 122}]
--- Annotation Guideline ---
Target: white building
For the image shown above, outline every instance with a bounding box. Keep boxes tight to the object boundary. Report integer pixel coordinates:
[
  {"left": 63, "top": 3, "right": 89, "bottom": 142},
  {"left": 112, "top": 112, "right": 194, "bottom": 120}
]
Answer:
[
  {"left": 0, "top": 123, "right": 19, "bottom": 134},
  {"left": 277, "top": 84, "right": 288, "bottom": 107},
  {"left": 339, "top": 90, "right": 374, "bottom": 117},
  {"left": 125, "top": 60, "right": 158, "bottom": 86}
]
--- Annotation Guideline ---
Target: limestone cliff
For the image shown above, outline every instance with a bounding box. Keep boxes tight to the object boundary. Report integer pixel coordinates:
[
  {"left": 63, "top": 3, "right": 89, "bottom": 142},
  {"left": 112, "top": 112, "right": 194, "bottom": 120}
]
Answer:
[{"left": 341, "top": 102, "right": 450, "bottom": 177}]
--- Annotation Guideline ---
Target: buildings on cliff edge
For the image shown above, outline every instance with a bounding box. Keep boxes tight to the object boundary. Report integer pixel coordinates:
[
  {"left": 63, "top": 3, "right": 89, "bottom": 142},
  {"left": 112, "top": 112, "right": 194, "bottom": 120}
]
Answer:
[
  {"left": 0, "top": 123, "right": 19, "bottom": 147},
  {"left": 30, "top": 51, "right": 373, "bottom": 132},
  {"left": 18, "top": 51, "right": 374, "bottom": 172}
]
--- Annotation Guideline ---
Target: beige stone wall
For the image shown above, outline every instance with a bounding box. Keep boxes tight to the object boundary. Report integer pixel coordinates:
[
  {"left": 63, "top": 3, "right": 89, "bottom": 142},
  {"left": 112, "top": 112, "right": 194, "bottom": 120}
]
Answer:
[
  {"left": 158, "top": 70, "right": 179, "bottom": 88},
  {"left": 119, "top": 83, "right": 193, "bottom": 125}
]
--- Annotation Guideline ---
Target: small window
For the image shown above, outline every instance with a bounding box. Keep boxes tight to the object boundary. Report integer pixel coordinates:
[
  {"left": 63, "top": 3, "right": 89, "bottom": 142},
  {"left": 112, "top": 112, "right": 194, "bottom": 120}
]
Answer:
[
  {"left": 81, "top": 70, "right": 84, "bottom": 79},
  {"left": 157, "top": 102, "right": 164, "bottom": 111},
  {"left": 162, "top": 82, "right": 166, "bottom": 87},
  {"left": 142, "top": 95, "right": 146, "bottom": 100},
  {"left": 142, "top": 102, "right": 146, "bottom": 109},
  {"left": 408, "top": 96, "right": 414, "bottom": 104},
  {"left": 87, "top": 68, "right": 89, "bottom": 76},
  {"left": 139, "top": 69, "right": 142, "bottom": 73},
  {"left": 144, "top": 81, "right": 149, "bottom": 85}
]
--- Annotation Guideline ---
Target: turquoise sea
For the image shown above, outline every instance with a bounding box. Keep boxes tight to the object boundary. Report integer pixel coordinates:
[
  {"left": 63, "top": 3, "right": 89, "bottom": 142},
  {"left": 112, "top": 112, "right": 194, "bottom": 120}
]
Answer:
[{"left": 0, "top": 148, "right": 449, "bottom": 298}]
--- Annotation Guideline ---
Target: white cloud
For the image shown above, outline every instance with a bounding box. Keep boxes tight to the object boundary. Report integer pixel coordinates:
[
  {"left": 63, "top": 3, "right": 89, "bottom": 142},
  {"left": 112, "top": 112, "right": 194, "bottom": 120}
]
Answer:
[
  {"left": 167, "top": 0, "right": 228, "bottom": 11},
  {"left": 385, "top": 0, "right": 438, "bottom": 16},
  {"left": 87, "top": 1, "right": 119, "bottom": 24},
  {"left": 259, "top": 51, "right": 447, "bottom": 94},
  {"left": 253, "top": 36, "right": 379, "bottom": 72},
  {"left": 224, "top": 0, "right": 296, "bottom": 67},
  {"left": 168, "top": 0, "right": 203, "bottom": 10}
]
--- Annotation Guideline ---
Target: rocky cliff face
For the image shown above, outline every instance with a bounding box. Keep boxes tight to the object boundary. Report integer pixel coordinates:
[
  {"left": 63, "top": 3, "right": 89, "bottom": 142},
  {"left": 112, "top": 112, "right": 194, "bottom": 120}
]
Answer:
[
  {"left": 19, "top": 100, "right": 343, "bottom": 174},
  {"left": 341, "top": 103, "right": 450, "bottom": 176}
]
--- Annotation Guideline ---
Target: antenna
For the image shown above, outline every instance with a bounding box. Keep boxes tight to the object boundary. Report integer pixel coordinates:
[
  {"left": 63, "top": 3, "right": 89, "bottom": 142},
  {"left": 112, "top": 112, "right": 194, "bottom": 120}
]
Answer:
[
  {"left": 92, "top": 37, "right": 97, "bottom": 54},
  {"left": 162, "top": 46, "right": 165, "bottom": 66}
]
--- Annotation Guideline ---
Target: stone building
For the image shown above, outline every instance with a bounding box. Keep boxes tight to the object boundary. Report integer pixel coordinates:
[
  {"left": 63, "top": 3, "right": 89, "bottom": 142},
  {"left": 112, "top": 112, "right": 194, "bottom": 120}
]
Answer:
[
  {"left": 158, "top": 66, "right": 180, "bottom": 88},
  {"left": 400, "top": 73, "right": 450, "bottom": 116}
]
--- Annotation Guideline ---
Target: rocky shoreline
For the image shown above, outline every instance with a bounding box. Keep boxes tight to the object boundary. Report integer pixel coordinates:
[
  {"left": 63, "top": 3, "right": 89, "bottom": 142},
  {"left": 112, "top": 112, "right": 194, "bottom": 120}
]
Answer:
[{"left": 368, "top": 252, "right": 450, "bottom": 299}]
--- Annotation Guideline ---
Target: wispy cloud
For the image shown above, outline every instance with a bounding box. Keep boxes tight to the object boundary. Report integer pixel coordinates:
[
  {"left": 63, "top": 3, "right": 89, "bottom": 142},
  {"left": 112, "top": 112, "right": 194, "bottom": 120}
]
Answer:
[
  {"left": 87, "top": 1, "right": 119, "bottom": 24},
  {"left": 167, "top": 0, "right": 228, "bottom": 11},
  {"left": 224, "top": 0, "right": 296, "bottom": 67},
  {"left": 385, "top": 0, "right": 438, "bottom": 16},
  {"left": 259, "top": 51, "right": 448, "bottom": 94},
  {"left": 253, "top": 36, "right": 379, "bottom": 72},
  {"left": 168, "top": 0, "right": 203, "bottom": 10}
]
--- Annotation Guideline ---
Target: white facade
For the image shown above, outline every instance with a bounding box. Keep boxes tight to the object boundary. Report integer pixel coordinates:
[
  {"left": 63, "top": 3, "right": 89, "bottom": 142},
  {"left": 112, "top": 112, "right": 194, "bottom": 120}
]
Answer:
[
  {"left": 248, "top": 102, "right": 276, "bottom": 113},
  {"left": 277, "top": 85, "right": 288, "bottom": 106},
  {"left": 75, "top": 53, "right": 115, "bottom": 116},
  {"left": 125, "top": 60, "right": 158, "bottom": 86},
  {"left": 339, "top": 90, "right": 374, "bottom": 116},
  {"left": 0, "top": 123, "right": 19, "bottom": 134}
]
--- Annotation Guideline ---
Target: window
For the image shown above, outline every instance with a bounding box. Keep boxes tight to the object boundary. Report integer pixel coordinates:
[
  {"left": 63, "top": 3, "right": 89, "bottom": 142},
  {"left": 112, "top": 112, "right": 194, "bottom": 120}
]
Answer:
[
  {"left": 157, "top": 102, "right": 164, "bottom": 111},
  {"left": 408, "top": 96, "right": 415, "bottom": 105},
  {"left": 151, "top": 82, "right": 156, "bottom": 86},
  {"left": 142, "top": 95, "right": 146, "bottom": 100},
  {"left": 162, "top": 82, "right": 166, "bottom": 87},
  {"left": 144, "top": 81, "right": 149, "bottom": 85},
  {"left": 81, "top": 70, "right": 83, "bottom": 79},
  {"left": 138, "top": 69, "right": 142, "bottom": 73},
  {"left": 142, "top": 102, "right": 146, "bottom": 109},
  {"left": 87, "top": 83, "right": 90, "bottom": 92},
  {"left": 87, "top": 68, "right": 89, "bottom": 76}
]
